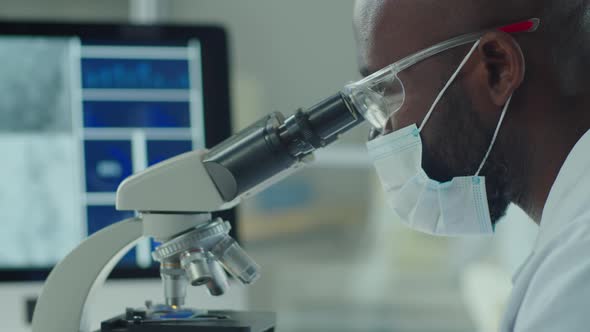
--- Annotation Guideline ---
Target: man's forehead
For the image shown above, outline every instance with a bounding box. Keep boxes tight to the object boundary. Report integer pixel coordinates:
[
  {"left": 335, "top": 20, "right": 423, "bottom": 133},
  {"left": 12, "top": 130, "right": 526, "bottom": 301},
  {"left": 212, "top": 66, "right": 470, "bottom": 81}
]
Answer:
[{"left": 354, "top": 0, "right": 478, "bottom": 74}]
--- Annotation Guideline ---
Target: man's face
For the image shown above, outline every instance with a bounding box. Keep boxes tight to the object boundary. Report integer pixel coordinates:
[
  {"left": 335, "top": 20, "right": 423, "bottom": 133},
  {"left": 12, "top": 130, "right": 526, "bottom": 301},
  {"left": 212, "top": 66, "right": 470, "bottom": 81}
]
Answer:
[{"left": 354, "top": 0, "right": 513, "bottom": 223}]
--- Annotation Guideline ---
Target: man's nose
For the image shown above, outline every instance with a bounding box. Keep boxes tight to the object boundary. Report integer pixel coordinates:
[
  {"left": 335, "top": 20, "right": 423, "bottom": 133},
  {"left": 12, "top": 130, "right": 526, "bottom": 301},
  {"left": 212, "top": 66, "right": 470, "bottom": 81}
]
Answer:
[
  {"left": 368, "top": 128, "right": 380, "bottom": 141},
  {"left": 368, "top": 118, "right": 394, "bottom": 141}
]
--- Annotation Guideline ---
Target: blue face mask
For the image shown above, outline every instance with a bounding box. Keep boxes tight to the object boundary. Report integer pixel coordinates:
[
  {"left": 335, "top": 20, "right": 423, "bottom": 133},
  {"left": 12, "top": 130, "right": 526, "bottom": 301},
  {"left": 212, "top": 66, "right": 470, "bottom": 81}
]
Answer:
[{"left": 366, "top": 40, "right": 513, "bottom": 236}]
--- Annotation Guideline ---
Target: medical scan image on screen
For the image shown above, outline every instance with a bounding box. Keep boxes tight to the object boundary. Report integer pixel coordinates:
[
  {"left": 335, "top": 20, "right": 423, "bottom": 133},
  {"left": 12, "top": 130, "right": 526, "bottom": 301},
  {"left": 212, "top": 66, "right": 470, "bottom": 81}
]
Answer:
[{"left": 0, "top": 36, "right": 206, "bottom": 270}]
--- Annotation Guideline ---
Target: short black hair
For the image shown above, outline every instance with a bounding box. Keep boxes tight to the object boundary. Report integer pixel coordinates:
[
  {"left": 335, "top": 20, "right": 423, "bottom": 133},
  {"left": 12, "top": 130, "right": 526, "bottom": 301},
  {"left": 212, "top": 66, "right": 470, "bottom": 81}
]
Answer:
[{"left": 540, "top": 0, "right": 590, "bottom": 95}]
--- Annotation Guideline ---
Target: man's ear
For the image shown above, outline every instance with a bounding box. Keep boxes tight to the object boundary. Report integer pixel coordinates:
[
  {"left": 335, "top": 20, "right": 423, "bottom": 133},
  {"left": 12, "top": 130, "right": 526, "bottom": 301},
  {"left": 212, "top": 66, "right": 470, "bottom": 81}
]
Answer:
[{"left": 477, "top": 31, "right": 525, "bottom": 106}]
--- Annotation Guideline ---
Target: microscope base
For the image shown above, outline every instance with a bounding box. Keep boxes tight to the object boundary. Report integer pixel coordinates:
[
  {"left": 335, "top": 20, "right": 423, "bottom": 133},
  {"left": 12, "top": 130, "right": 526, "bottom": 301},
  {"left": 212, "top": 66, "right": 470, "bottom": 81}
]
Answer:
[{"left": 99, "top": 309, "right": 276, "bottom": 332}]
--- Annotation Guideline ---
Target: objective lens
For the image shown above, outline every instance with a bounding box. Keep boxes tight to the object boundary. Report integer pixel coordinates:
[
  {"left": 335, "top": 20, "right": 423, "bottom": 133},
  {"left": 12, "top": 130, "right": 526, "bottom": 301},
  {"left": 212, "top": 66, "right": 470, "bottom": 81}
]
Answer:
[
  {"left": 180, "top": 251, "right": 213, "bottom": 286},
  {"left": 211, "top": 236, "right": 260, "bottom": 285},
  {"left": 206, "top": 260, "right": 229, "bottom": 296}
]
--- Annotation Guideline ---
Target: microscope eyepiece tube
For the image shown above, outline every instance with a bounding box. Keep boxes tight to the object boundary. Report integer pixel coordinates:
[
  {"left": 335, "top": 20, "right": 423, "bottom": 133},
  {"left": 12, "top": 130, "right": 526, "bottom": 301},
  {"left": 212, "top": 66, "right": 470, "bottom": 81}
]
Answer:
[
  {"left": 278, "top": 93, "right": 363, "bottom": 157},
  {"left": 203, "top": 113, "right": 298, "bottom": 202},
  {"left": 203, "top": 92, "right": 364, "bottom": 203}
]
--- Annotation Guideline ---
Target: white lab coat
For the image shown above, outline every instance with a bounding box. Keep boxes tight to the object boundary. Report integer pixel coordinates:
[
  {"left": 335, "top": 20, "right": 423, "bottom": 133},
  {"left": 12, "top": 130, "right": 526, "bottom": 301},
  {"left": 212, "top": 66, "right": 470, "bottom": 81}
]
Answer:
[{"left": 500, "top": 129, "right": 590, "bottom": 331}]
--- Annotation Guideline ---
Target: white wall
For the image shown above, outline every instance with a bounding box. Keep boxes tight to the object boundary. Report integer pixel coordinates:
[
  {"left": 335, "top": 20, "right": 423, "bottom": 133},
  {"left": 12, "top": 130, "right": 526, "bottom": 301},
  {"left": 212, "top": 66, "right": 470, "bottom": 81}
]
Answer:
[
  {"left": 168, "top": 0, "right": 360, "bottom": 135},
  {"left": 0, "top": 0, "right": 129, "bottom": 21}
]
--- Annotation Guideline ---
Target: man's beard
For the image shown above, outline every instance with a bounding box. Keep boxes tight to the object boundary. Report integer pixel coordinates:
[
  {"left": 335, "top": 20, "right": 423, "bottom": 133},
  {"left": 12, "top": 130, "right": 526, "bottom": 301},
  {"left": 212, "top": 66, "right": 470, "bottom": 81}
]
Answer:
[{"left": 420, "top": 83, "right": 512, "bottom": 224}]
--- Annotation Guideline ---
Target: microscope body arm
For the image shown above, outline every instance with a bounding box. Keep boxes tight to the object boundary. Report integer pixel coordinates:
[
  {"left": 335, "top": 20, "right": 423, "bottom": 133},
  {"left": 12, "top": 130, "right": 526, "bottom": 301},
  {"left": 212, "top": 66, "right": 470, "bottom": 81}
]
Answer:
[
  {"left": 32, "top": 214, "right": 214, "bottom": 332},
  {"left": 31, "top": 218, "right": 143, "bottom": 332}
]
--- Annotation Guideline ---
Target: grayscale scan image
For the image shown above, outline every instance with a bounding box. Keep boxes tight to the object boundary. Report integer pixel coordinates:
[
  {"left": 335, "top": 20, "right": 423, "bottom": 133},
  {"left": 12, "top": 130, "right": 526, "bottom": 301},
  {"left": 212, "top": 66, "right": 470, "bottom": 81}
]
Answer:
[
  {"left": 0, "top": 37, "right": 82, "bottom": 267},
  {"left": 0, "top": 37, "right": 74, "bottom": 132}
]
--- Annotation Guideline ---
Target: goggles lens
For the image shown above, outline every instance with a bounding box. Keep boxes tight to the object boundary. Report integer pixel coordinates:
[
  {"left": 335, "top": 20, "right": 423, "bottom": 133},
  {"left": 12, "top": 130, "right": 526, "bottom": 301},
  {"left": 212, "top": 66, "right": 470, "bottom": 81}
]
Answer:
[{"left": 342, "top": 66, "right": 404, "bottom": 132}]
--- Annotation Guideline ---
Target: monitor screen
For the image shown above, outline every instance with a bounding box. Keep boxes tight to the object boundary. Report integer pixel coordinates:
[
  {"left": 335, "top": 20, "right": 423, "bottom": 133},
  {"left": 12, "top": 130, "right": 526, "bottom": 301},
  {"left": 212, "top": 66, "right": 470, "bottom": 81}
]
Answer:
[{"left": 0, "top": 22, "right": 233, "bottom": 280}]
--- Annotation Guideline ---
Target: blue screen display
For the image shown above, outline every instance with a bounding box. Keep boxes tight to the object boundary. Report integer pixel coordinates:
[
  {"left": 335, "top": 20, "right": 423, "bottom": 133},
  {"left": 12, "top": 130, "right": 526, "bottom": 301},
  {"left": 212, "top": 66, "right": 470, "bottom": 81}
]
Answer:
[
  {"left": 83, "top": 101, "right": 191, "bottom": 128},
  {"left": 82, "top": 59, "right": 190, "bottom": 90},
  {"left": 84, "top": 140, "right": 133, "bottom": 193},
  {"left": 0, "top": 39, "right": 205, "bottom": 272},
  {"left": 147, "top": 140, "right": 193, "bottom": 166}
]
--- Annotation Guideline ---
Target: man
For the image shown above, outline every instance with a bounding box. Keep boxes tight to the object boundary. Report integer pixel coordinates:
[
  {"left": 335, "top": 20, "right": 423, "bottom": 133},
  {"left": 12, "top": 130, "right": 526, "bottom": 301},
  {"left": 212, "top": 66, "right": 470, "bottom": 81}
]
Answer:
[{"left": 353, "top": 0, "right": 590, "bottom": 330}]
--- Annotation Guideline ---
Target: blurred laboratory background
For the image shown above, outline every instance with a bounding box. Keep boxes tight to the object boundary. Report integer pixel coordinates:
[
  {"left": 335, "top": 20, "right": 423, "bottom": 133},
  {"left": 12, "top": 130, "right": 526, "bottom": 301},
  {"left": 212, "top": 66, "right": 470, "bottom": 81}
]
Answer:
[{"left": 0, "top": 1, "right": 539, "bottom": 331}]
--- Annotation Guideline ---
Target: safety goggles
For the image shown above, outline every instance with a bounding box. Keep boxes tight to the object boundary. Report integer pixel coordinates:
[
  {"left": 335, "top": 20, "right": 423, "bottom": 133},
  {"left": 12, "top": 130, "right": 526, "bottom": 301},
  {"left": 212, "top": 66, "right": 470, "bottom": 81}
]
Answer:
[{"left": 343, "top": 18, "right": 540, "bottom": 133}]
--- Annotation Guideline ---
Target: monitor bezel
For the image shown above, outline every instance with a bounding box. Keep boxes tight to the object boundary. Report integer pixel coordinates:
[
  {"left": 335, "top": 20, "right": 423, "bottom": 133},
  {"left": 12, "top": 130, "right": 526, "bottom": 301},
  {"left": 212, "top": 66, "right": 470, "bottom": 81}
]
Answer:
[{"left": 0, "top": 21, "right": 236, "bottom": 281}]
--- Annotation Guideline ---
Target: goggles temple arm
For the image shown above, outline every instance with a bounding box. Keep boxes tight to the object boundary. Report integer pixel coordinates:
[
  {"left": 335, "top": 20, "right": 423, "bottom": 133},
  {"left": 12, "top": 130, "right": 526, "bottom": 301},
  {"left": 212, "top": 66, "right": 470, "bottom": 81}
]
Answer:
[{"left": 395, "top": 18, "right": 540, "bottom": 72}]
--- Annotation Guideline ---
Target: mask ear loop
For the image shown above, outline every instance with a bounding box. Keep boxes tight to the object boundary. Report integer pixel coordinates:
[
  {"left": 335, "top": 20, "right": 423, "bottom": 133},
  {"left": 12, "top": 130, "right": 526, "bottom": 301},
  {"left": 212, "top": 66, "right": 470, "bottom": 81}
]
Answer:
[
  {"left": 418, "top": 39, "right": 481, "bottom": 132},
  {"left": 475, "top": 94, "right": 512, "bottom": 176}
]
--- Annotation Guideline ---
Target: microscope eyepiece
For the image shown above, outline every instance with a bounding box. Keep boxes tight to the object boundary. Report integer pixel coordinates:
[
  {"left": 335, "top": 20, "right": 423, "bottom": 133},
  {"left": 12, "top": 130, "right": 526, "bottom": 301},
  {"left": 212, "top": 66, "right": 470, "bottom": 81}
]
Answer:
[{"left": 203, "top": 92, "right": 364, "bottom": 202}]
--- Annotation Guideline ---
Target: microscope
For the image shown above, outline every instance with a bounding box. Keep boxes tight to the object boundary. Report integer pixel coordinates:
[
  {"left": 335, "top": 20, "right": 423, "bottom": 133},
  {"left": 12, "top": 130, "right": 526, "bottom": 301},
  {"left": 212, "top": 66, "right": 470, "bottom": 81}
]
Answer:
[{"left": 31, "top": 92, "right": 365, "bottom": 332}]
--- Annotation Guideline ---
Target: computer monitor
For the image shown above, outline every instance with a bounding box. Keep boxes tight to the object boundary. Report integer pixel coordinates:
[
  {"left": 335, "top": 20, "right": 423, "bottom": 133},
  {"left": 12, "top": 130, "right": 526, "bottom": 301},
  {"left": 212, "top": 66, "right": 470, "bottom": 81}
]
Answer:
[{"left": 0, "top": 21, "right": 235, "bottom": 281}]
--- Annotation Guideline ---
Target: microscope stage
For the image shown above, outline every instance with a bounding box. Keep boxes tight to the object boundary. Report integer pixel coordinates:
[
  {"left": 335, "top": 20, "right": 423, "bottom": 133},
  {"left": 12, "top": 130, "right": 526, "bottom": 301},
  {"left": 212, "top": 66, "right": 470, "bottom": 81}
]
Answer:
[{"left": 99, "top": 308, "right": 275, "bottom": 332}]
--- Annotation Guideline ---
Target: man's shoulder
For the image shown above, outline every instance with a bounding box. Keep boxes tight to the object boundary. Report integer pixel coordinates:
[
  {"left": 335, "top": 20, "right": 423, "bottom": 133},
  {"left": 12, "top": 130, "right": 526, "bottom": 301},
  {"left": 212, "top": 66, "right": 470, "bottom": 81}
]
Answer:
[
  {"left": 541, "top": 211, "right": 590, "bottom": 251},
  {"left": 512, "top": 214, "right": 590, "bottom": 330},
  {"left": 530, "top": 212, "right": 590, "bottom": 281}
]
